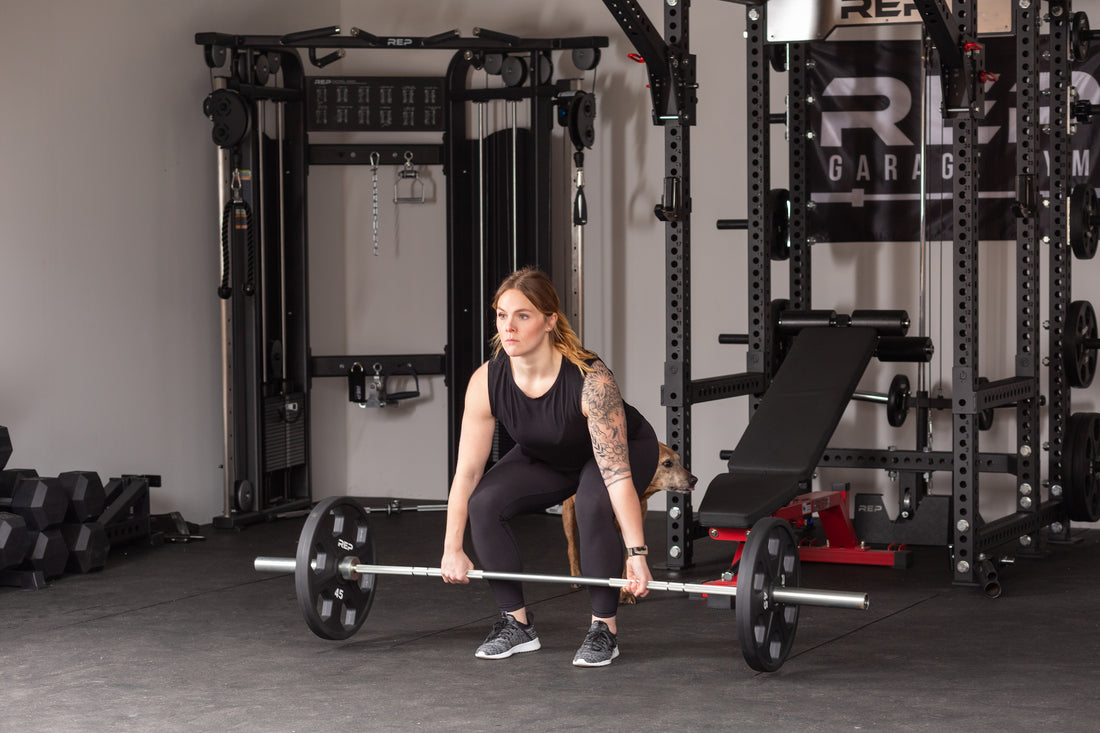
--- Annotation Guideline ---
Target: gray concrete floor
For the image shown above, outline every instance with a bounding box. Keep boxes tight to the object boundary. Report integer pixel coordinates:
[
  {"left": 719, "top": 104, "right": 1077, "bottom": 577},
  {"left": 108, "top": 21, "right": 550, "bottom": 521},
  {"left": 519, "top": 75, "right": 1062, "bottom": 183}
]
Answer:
[{"left": 3, "top": 505, "right": 1099, "bottom": 732}]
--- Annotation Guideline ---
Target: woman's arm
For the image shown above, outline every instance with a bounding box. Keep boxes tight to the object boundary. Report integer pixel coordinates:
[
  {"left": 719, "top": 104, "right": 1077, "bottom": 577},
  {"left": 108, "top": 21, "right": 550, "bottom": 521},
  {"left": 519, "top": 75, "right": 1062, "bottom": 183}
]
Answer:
[
  {"left": 581, "top": 360, "right": 651, "bottom": 596},
  {"left": 441, "top": 363, "right": 496, "bottom": 583}
]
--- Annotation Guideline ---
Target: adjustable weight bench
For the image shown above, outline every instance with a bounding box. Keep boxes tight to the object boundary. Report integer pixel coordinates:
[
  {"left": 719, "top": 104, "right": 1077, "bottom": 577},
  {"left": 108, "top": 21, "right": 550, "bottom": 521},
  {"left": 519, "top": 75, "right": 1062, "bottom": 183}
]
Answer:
[
  {"left": 699, "top": 326, "right": 877, "bottom": 528},
  {"left": 699, "top": 325, "right": 910, "bottom": 573}
]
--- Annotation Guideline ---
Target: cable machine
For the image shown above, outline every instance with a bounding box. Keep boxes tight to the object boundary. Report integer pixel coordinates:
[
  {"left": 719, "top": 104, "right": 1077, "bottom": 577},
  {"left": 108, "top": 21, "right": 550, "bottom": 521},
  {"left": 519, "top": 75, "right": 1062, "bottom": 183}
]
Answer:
[{"left": 196, "top": 26, "right": 607, "bottom": 528}]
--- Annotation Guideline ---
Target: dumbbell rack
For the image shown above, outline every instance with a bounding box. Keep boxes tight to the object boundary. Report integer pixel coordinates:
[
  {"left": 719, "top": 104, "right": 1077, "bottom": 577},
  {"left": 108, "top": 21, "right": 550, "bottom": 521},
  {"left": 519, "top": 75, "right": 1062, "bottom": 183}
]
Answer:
[{"left": 611, "top": 0, "right": 1098, "bottom": 588}]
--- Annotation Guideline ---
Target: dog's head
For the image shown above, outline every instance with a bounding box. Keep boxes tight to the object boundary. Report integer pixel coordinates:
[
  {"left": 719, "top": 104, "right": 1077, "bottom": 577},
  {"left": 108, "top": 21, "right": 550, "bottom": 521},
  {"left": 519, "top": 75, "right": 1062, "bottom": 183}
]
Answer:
[{"left": 645, "top": 442, "right": 697, "bottom": 499}]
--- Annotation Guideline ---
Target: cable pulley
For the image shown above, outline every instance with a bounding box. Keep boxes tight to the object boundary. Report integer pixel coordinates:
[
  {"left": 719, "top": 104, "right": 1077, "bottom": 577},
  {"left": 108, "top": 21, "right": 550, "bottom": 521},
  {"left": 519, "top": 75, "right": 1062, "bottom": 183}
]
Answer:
[{"left": 203, "top": 89, "right": 249, "bottom": 149}]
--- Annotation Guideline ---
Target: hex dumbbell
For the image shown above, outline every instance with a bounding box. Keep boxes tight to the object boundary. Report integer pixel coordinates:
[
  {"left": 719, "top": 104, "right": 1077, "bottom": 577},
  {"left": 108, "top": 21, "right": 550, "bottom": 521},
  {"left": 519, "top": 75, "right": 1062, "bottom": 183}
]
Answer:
[
  {"left": 0, "top": 511, "right": 31, "bottom": 570},
  {"left": 59, "top": 471, "right": 106, "bottom": 523},
  {"left": 0, "top": 473, "right": 68, "bottom": 531}
]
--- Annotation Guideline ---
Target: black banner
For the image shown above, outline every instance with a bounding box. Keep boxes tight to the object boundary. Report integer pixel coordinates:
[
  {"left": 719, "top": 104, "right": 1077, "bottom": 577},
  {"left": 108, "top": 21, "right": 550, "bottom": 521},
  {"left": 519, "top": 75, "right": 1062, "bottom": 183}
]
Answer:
[{"left": 806, "top": 37, "right": 1100, "bottom": 243}]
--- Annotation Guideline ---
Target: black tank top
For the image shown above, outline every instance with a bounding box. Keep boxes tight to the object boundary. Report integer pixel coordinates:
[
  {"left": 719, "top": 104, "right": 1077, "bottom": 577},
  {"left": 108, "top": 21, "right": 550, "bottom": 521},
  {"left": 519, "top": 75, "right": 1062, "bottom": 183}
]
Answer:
[{"left": 487, "top": 351, "right": 646, "bottom": 472}]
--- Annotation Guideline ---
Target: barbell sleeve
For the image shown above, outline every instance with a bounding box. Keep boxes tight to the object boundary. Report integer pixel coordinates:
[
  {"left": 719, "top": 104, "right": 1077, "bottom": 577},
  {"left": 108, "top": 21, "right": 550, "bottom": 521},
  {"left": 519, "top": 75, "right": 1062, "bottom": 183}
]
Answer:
[
  {"left": 253, "top": 558, "right": 870, "bottom": 611},
  {"left": 256, "top": 557, "right": 297, "bottom": 573}
]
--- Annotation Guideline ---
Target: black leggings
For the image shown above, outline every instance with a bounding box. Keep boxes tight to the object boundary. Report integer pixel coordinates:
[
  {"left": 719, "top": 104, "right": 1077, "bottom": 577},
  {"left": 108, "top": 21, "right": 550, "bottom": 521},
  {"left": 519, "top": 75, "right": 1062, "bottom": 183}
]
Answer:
[{"left": 467, "top": 422, "right": 658, "bottom": 619}]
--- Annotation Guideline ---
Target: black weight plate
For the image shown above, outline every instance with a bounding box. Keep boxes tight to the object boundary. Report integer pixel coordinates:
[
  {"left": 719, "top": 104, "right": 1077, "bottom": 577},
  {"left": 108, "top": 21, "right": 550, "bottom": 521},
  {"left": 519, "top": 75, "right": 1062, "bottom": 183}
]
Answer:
[
  {"left": 1064, "top": 300, "right": 1098, "bottom": 389},
  {"left": 235, "top": 480, "right": 255, "bottom": 513},
  {"left": 1064, "top": 413, "right": 1100, "bottom": 522},
  {"left": 1073, "top": 12, "right": 1092, "bottom": 63},
  {"left": 1070, "top": 183, "right": 1098, "bottom": 260},
  {"left": 887, "top": 374, "right": 910, "bottom": 428},
  {"left": 501, "top": 56, "right": 527, "bottom": 88},
  {"left": 736, "top": 517, "right": 801, "bottom": 673},
  {"left": 768, "top": 189, "right": 790, "bottom": 261},
  {"left": 295, "top": 496, "right": 377, "bottom": 640},
  {"left": 571, "top": 47, "right": 601, "bottom": 71}
]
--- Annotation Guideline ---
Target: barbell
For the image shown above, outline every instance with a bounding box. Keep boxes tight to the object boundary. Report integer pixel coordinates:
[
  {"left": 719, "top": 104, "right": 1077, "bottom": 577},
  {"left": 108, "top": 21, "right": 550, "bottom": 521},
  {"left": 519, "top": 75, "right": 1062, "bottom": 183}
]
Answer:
[{"left": 254, "top": 496, "right": 870, "bottom": 672}]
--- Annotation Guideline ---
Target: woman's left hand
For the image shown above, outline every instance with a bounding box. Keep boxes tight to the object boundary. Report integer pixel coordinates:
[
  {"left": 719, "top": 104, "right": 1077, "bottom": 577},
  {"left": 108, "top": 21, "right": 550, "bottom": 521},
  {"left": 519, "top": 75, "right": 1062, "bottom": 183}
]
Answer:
[{"left": 625, "top": 554, "right": 652, "bottom": 598}]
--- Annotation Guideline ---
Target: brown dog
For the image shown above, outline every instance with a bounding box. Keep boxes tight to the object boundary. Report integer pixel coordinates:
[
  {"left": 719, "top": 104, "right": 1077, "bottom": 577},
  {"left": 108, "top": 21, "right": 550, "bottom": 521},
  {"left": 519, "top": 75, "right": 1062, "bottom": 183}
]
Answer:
[{"left": 562, "top": 442, "right": 696, "bottom": 603}]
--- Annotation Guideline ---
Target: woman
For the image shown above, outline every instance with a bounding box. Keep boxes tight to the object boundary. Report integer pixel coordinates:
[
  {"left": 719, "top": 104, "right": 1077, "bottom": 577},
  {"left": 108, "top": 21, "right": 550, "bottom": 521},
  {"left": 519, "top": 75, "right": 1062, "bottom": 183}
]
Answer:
[{"left": 441, "top": 267, "right": 658, "bottom": 667}]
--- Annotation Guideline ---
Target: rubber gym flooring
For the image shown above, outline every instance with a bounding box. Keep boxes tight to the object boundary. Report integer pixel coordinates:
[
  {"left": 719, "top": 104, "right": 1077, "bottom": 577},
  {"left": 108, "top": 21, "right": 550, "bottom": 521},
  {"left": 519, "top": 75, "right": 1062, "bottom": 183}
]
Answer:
[{"left": 3, "top": 504, "right": 1099, "bottom": 732}]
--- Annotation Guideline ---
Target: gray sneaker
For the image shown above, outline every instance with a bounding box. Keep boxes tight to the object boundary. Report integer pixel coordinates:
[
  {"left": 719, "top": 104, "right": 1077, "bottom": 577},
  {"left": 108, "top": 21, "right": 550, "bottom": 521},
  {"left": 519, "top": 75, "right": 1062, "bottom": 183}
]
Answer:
[
  {"left": 475, "top": 613, "right": 541, "bottom": 659},
  {"left": 572, "top": 620, "right": 620, "bottom": 667}
]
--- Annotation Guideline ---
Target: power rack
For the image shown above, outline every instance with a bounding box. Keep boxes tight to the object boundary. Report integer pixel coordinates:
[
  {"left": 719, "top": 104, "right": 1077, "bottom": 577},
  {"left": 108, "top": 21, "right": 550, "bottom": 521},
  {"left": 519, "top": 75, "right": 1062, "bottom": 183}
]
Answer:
[{"left": 610, "top": 0, "right": 1099, "bottom": 590}]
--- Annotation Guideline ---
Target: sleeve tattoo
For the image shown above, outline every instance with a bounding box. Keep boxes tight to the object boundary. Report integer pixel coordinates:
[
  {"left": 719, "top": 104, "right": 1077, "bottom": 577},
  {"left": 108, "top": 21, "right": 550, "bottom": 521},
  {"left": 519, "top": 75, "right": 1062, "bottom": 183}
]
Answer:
[{"left": 582, "top": 361, "right": 632, "bottom": 489}]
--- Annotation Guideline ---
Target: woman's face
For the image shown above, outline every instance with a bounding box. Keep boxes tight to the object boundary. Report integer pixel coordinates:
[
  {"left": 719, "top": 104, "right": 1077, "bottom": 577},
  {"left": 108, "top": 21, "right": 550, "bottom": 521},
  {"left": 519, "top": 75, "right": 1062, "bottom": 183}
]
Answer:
[{"left": 495, "top": 288, "right": 557, "bottom": 358}]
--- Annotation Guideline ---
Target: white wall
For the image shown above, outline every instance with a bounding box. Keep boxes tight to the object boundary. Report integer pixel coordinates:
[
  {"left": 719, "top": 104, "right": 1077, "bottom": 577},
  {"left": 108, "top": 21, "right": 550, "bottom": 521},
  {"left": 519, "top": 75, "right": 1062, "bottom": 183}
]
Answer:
[
  {"left": 0, "top": 0, "right": 342, "bottom": 523},
  {"left": 2, "top": 0, "right": 1098, "bottom": 531}
]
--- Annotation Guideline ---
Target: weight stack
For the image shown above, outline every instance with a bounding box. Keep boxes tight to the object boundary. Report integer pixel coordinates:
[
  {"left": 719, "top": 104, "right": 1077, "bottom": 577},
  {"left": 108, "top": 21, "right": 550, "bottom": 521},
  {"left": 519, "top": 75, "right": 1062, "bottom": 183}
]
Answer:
[{"left": 263, "top": 393, "right": 307, "bottom": 472}]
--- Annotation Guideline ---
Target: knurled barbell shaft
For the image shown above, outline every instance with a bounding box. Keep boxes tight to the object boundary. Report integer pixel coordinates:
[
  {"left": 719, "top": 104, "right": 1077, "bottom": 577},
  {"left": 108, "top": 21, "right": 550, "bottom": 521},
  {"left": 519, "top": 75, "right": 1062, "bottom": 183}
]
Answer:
[{"left": 253, "top": 557, "right": 870, "bottom": 611}]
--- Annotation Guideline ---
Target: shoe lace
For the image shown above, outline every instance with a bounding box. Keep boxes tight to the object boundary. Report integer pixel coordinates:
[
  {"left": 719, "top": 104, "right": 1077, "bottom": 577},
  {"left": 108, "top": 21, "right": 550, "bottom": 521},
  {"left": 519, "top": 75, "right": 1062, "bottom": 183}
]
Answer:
[
  {"left": 488, "top": 615, "right": 511, "bottom": 640},
  {"left": 583, "top": 626, "right": 614, "bottom": 652}
]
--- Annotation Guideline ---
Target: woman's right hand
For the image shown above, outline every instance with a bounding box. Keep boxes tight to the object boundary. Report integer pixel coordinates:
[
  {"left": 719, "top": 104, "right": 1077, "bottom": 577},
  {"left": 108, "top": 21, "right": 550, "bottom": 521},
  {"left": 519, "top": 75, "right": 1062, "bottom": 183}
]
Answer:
[{"left": 441, "top": 548, "right": 474, "bottom": 584}]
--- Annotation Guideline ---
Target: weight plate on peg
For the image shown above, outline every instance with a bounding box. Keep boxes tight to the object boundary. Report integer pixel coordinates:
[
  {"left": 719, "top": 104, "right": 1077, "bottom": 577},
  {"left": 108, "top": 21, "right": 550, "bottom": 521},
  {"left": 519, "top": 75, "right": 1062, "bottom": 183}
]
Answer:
[
  {"left": 886, "top": 374, "right": 910, "bottom": 428},
  {"left": 736, "top": 517, "right": 801, "bottom": 672},
  {"left": 1070, "top": 183, "right": 1098, "bottom": 260},
  {"left": 1063, "top": 413, "right": 1100, "bottom": 522},
  {"left": 1073, "top": 12, "right": 1092, "bottom": 63},
  {"left": 294, "top": 496, "right": 377, "bottom": 640},
  {"left": 235, "top": 480, "right": 255, "bottom": 513},
  {"left": 1064, "top": 300, "right": 1098, "bottom": 389}
]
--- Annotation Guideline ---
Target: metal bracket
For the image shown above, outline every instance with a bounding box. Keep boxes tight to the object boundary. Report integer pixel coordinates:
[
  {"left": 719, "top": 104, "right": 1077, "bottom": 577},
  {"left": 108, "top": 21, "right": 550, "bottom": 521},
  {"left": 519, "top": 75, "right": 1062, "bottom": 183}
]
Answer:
[
  {"left": 601, "top": 0, "right": 697, "bottom": 125},
  {"left": 912, "top": 0, "right": 987, "bottom": 119}
]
